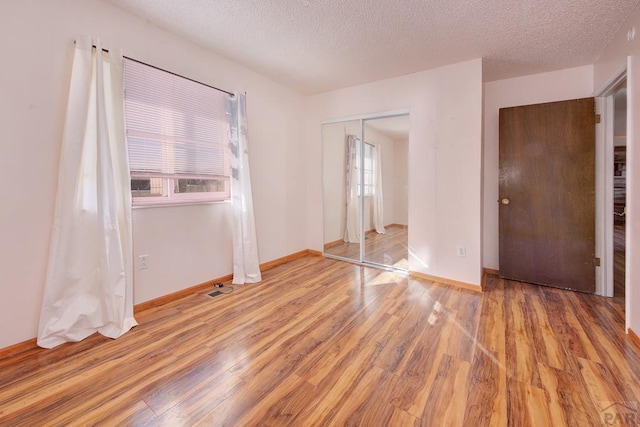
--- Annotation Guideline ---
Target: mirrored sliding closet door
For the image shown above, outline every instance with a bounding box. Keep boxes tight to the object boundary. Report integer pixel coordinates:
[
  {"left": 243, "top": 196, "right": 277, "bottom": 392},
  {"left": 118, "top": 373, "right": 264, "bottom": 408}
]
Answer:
[{"left": 322, "top": 112, "right": 409, "bottom": 270}]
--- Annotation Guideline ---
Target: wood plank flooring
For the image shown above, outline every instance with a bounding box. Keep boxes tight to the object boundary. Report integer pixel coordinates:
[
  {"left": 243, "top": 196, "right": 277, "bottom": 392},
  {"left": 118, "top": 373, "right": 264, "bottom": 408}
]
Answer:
[
  {"left": 0, "top": 255, "right": 638, "bottom": 426},
  {"left": 324, "top": 225, "right": 408, "bottom": 269}
]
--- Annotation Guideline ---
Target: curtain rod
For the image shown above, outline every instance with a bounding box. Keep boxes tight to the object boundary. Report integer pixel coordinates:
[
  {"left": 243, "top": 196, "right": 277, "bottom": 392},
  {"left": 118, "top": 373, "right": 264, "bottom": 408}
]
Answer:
[
  {"left": 79, "top": 41, "right": 235, "bottom": 97},
  {"left": 346, "top": 133, "right": 375, "bottom": 147}
]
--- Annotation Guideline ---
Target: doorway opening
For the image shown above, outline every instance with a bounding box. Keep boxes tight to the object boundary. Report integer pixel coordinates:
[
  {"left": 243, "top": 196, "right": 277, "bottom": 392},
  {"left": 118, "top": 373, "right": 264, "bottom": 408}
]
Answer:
[
  {"left": 595, "top": 65, "right": 628, "bottom": 318},
  {"left": 612, "top": 84, "right": 627, "bottom": 301}
]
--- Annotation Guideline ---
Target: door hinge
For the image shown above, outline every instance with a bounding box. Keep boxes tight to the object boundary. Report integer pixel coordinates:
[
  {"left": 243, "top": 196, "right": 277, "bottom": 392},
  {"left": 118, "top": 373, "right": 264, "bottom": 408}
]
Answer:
[
  {"left": 594, "top": 257, "right": 601, "bottom": 267},
  {"left": 595, "top": 114, "right": 601, "bottom": 124}
]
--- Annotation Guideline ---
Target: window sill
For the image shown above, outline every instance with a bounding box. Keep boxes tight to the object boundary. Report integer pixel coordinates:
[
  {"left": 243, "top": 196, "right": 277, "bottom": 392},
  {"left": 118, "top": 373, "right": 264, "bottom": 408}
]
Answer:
[{"left": 132, "top": 199, "right": 231, "bottom": 209}]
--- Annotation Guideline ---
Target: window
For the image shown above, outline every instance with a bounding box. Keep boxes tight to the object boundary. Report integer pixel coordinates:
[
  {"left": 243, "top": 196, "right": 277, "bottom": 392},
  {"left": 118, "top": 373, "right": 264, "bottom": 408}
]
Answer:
[
  {"left": 123, "top": 59, "right": 231, "bottom": 205},
  {"left": 362, "top": 143, "right": 374, "bottom": 196},
  {"left": 356, "top": 141, "right": 374, "bottom": 196}
]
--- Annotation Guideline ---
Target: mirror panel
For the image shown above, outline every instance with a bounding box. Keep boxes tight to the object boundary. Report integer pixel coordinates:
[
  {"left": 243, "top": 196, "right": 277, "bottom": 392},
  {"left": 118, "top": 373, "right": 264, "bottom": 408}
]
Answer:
[
  {"left": 362, "top": 116, "right": 409, "bottom": 269},
  {"left": 322, "top": 113, "right": 409, "bottom": 271},
  {"left": 322, "top": 120, "right": 361, "bottom": 262}
]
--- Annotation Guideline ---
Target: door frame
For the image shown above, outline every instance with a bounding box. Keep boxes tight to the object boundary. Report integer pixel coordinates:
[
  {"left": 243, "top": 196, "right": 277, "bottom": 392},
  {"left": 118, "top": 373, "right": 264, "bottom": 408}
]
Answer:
[{"left": 595, "top": 63, "right": 627, "bottom": 297}]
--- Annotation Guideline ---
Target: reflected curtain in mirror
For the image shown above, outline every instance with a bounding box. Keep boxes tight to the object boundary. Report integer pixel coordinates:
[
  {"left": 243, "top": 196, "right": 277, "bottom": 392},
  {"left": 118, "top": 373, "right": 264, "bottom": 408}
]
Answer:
[
  {"left": 343, "top": 134, "right": 360, "bottom": 243},
  {"left": 372, "top": 144, "right": 385, "bottom": 234}
]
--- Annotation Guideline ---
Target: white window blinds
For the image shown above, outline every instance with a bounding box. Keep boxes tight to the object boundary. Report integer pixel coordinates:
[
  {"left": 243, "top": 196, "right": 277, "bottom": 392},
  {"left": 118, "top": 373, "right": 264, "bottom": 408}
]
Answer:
[{"left": 123, "top": 59, "right": 230, "bottom": 181}]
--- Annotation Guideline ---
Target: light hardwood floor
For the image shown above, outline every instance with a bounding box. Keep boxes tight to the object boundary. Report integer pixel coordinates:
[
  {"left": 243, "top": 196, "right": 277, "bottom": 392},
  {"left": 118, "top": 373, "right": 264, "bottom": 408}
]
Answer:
[{"left": 0, "top": 255, "right": 638, "bottom": 426}]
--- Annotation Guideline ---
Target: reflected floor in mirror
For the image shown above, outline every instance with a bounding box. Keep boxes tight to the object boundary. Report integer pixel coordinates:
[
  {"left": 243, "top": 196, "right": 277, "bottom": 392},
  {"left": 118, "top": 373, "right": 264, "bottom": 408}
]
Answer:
[{"left": 324, "top": 224, "right": 408, "bottom": 270}]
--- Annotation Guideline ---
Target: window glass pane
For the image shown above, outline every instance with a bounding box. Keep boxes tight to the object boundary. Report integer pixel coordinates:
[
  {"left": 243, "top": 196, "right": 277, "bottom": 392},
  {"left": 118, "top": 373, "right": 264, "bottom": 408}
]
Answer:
[
  {"left": 131, "top": 178, "right": 163, "bottom": 197},
  {"left": 357, "top": 143, "right": 374, "bottom": 196},
  {"left": 174, "top": 178, "right": 227, "bottom": 194}
]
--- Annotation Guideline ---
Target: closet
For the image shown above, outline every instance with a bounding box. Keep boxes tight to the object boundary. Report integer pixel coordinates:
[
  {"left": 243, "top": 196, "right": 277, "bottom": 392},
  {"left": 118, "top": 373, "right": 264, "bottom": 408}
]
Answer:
[{"left": 321, "top": 112, "right": 409, "bottom": 270}]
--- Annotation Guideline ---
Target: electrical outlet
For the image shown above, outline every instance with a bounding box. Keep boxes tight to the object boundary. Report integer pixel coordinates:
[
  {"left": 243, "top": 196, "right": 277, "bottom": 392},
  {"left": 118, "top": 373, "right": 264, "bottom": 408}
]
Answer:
[
  {"left": 138, "top": 254, "right": 149, "bottom": 270},
  {"left": 456, "top": 246, "right": 466, "bottom": 257}
]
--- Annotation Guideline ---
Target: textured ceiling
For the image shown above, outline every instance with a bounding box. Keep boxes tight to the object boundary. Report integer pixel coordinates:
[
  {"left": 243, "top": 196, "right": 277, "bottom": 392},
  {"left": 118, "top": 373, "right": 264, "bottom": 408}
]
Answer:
[{"left": 104, "top": 0, "right": 640, "bottom": 95}]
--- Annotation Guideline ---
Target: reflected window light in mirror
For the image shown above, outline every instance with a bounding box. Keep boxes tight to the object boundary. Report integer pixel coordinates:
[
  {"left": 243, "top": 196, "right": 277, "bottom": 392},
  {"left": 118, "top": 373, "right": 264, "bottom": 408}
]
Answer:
[{"left": 357, "top": 142, "right": 374, "bottom": 197}]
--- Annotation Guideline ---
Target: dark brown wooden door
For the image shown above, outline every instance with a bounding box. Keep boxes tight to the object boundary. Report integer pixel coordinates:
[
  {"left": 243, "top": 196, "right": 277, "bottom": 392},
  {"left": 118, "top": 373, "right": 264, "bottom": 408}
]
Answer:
[{"left": 499, "top": 98, "right": 596, "bottom": 292}]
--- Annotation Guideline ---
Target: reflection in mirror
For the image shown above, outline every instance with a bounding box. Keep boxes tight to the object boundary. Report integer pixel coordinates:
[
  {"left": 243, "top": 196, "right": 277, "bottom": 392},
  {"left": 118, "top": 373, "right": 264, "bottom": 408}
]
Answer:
[
  {"left": 322, "top": 114, "right": 409, "bottom": 270},
  {"left": 322, "top": 120, "right": 361, "bottom": 261},
  {"left": 362, "top": 115, "right": 409, "bottom": 270}
]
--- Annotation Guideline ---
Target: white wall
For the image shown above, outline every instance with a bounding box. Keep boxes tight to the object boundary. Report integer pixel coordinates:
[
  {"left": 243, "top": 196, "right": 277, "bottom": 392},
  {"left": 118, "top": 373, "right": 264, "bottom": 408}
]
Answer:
[
  {"left": 482, "top": 66, "right": 594, "bottom": 270},
  {"left": 595, "top": 5, "right": 640, "bottom": 333},
  {"left": 307, "top": 59, "right": 483, "bottom": 286},
  {"left": 0, "top": 0, "right": 307, "bottom": 349}
]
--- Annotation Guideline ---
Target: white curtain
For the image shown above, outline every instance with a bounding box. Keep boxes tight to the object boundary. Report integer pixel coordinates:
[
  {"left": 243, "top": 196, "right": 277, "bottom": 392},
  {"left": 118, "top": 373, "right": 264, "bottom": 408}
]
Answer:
[
  {"left": 343, "top": 135, "right": 360, "bottom": 243},
  {"left": 37, "top": 37, "right": 137, "bottom": 348},
  {"left": 228, "top": 93, "right": 262, "bottom": 284},
  {"left": 372, "top": 145, "right": 386, "bottom": 234}
]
